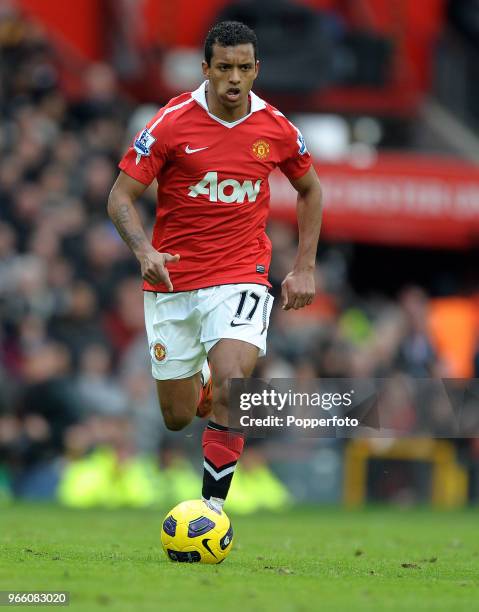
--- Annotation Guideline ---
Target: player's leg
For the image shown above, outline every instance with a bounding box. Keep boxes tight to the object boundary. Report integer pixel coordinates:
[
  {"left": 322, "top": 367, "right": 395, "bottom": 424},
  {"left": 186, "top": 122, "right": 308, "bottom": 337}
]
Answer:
[
  {"left": 208, "top": 339, "right": 259, "bottom": 426},
  {"left": 198, "top": 284, "right": 274, "bottom": 511},
  {"left": 155, "top": 375, "right": 201, "bottom": 431},
  {"left": 155, "top": 360, "right": 212, "bottom": 429},
  {"left": 144, "top": 291, "right": 207, "bottom": 431},
  {"left": 201, "top": 339, "right": 259, "bottom": 511}
]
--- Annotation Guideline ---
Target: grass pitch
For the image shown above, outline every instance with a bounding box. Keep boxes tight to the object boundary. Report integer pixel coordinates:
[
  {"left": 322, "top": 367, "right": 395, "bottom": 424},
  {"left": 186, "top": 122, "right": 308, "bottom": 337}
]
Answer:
[{"left": 1, "top": 504, "right": 478, "bottom": 611}]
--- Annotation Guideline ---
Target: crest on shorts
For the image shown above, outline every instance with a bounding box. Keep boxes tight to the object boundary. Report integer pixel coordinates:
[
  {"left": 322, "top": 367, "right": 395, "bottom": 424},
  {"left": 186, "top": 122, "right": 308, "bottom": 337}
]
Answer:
[
  {"left": 151, "top": 341, "right": 167, "bottom": 362},
  {"left": 252, "top": 139, "right": 270, "bottom": 160}
]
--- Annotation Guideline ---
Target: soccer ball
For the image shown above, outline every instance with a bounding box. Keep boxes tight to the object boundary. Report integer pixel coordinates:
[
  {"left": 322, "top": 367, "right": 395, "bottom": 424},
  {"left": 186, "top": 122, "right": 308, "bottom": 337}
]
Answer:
[{"left": 160, "top": 499, "right": 233, "bottom": 564}]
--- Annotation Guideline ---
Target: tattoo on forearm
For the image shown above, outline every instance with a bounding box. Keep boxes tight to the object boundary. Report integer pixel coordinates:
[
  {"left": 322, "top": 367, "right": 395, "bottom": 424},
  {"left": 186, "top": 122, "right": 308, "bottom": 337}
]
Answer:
[{"left": 109, "top": 200, "right": 148, "bottom": 254}]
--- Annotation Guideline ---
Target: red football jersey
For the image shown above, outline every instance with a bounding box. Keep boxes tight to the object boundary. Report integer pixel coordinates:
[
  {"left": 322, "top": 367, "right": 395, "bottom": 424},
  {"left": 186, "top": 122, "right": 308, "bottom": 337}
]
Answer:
[{"left": 119, "top": 81, "right": 312, "bottom": 292}]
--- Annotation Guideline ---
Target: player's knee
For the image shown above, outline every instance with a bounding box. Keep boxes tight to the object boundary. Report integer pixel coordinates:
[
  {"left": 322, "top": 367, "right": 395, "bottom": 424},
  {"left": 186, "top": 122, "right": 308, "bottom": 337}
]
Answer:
[
  {"left": 163, "top": 412, "right": 192, "bottom": 431},
  {"left": 160, "top": 398, "right": 193, "bottom": 431},
  {"left": 157, "top": 384, "right": 197, "bottom": 431}
]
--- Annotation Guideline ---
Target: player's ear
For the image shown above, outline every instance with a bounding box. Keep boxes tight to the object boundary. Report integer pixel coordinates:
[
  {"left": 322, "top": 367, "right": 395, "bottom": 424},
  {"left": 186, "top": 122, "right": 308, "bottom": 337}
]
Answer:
[
  {"left": 254, "top": 60, "right": 260, "bottom": 80},
  {"left": 202, "top": 61, "right": 210, "bottom": 79}
]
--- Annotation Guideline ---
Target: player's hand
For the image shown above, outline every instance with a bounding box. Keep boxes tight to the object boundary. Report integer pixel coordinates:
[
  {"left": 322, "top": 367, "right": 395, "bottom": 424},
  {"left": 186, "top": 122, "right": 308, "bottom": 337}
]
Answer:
[
  {"left": 138, "top": 249, "right": 180, "bottom": 291},
  {"left": 281, "top": 268, "right": 315, "bottom": 310}
]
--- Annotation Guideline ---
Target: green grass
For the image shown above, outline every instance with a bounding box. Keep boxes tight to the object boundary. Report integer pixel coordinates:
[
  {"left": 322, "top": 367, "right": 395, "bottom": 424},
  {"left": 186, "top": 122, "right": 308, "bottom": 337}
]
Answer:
[{"left": 1, "top": 504, "right": 478, "bottom": 611}]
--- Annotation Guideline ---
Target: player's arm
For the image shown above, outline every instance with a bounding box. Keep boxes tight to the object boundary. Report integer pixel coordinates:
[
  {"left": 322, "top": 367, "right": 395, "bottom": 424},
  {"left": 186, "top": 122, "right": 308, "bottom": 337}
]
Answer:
[
  {"left": 107, "top": 171, "right": 179, "bottom": 290},
  {"left": 281, "top": 166, "right": 322, "bottom": 310}
]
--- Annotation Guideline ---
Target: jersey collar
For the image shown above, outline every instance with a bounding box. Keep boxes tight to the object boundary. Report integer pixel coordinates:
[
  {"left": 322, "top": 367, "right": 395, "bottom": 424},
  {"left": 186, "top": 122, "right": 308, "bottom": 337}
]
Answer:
[{"left": 191, "top": 80, "right": 266, "bottom": 128}]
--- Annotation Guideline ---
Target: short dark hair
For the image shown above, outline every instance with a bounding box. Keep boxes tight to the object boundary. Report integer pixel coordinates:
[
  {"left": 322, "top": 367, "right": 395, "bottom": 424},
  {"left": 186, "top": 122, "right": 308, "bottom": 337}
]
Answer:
[{"left": 204, "top": 21, "right": 258, "bottom": 65}]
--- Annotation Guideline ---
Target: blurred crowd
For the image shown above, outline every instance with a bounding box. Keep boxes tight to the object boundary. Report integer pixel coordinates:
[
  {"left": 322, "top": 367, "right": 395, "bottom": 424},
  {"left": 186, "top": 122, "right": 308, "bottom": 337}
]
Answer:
[{"left": 0, "top": 10, "right": 478, "bottom": 508}]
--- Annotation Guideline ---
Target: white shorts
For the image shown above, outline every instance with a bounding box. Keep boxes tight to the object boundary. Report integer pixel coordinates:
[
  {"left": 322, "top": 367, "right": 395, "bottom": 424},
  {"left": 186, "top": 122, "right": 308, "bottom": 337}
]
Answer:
[{"left": 144, "top": 283, "right": 274, "bottom": 380}]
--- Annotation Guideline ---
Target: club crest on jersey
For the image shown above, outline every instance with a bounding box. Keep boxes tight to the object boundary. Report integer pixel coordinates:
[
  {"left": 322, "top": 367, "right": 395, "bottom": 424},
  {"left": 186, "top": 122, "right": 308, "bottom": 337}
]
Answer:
[
  {"left": 134, "top": 128, "right": 156, "bottom": 164},
  {"left": 151, "top": 341, "right": 167, "bottom": 363},
  {"left": 297, "top": 130, "right": 308, "bottom": 155},
  {"left": 252, "top": 139, "right": 270, "bottom": 160}
]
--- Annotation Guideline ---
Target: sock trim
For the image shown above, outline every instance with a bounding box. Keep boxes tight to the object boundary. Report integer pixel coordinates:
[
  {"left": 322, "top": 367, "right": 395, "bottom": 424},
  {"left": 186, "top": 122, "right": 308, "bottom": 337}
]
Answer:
[
  {"left": 204, "top": 457, "right": 237, "bottom": 471},
  {"left": 207, "top": 421, "right": 244, "bottom": 434},
  {"left": 203, "top": 461, "right": 237, "bottom": 481}
]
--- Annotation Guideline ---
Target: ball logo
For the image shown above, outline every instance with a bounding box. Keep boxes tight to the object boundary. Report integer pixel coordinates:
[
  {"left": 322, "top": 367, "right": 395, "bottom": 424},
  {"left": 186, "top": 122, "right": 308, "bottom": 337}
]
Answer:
[
  {"left": 151, "top": 341, "right": 167, "bottom": 362},
  {"left": 252, "top": 139, "right": 270, "bottom": 160}
]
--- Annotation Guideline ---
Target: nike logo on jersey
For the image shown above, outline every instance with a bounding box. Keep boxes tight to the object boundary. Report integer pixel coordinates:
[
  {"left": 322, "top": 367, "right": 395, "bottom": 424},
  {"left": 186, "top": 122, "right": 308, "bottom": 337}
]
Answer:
[
  {"left": 230, "top": 321, "right": 250, "bottom": 327},
  {"left": 202, "top": 538, "right": 217, "bottom": 558},
  {"left": 185, "top": 145, "right": 209, "bottom": 154}
]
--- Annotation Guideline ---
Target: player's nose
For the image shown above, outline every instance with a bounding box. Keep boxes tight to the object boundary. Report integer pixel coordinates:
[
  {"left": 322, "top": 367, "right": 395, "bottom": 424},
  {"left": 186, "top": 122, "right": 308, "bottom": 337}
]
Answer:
[{"left": 229, "top": 68, "right": 241, "bottom": 84}]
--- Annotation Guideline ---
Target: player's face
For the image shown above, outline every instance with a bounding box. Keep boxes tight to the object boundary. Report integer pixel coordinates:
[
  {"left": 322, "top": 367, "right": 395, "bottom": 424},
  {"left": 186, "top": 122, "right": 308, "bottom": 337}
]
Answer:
[{"left": 202, "top": 43, "right": 259, "bottom": 119}]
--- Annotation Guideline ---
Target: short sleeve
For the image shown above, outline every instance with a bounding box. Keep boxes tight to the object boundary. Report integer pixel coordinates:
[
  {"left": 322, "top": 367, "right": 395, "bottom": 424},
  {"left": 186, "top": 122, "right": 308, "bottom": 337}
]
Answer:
[
  {"left": 278, "top": 121, "right": 312, "bottom": 181},
  {"left": 118, "top": 111, "right": 170, "bottom": 186}
]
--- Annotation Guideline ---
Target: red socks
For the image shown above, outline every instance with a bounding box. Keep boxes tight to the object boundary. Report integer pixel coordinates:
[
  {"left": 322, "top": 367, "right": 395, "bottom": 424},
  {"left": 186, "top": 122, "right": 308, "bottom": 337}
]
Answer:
[{"left": 202, "top": 421, "right": 244, "bottom": 503}]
